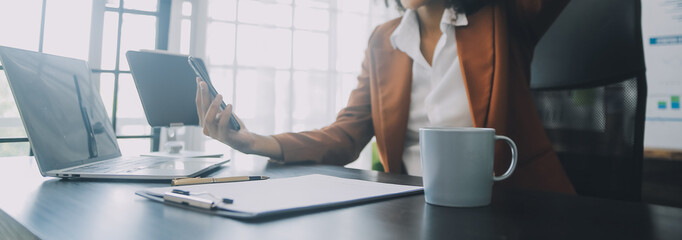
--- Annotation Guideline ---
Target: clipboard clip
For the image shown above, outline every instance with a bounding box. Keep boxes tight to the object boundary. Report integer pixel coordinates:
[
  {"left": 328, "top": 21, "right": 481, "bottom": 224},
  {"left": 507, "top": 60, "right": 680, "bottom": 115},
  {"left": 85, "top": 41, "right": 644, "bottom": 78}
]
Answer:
[
  {"left": 163, "top": 189, "right": 233, "bottom": 210},
  {"left": 164, "top": 192, "right": 216, "bottom": 209}
]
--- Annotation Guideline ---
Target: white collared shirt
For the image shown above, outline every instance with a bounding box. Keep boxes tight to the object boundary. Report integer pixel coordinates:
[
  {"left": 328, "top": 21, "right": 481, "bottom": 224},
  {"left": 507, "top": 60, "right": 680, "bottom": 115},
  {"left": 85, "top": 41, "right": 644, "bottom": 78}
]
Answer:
[{"left": 390, "top": 8, "right": 473, "bottom": 176}]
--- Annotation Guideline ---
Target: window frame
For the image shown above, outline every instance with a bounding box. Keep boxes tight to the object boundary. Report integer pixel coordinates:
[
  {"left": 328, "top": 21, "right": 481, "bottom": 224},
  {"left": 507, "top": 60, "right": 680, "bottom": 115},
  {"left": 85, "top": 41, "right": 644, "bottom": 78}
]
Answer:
[{"left": 0, "top": 0, "right": 172, "bottom": 155}]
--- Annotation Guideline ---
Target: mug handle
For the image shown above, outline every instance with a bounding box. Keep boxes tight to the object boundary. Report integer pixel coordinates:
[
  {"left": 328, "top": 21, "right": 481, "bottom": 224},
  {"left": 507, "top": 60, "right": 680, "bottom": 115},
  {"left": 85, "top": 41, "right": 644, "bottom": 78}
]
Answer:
[{"left": 493, "top": 135, "right": 518, "bottom": 181}]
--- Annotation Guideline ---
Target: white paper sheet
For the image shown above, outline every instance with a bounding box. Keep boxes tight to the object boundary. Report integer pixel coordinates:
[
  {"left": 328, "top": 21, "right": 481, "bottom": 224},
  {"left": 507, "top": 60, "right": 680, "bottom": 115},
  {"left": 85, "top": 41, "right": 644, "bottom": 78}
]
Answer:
[{"left": 141, "top": 174, "right": 423, "bottom": 216}]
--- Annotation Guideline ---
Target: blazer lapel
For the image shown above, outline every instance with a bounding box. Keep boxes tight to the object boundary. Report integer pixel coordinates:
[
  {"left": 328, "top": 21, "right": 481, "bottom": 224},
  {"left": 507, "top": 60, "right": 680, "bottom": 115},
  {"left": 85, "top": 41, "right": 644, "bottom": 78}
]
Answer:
[
  {"left": 371, "top": 48, "right": 412, "bottom": 173},
  {"left": 455, "top": 5, "right": 495, "bottom": 128}
]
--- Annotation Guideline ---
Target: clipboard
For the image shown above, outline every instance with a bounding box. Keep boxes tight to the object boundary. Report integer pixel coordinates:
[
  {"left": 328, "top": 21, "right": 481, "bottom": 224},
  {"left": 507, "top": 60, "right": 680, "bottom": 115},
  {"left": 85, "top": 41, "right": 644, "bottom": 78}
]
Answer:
[{"left": 135, "top": 174, "right": 424, "bottom": 219}]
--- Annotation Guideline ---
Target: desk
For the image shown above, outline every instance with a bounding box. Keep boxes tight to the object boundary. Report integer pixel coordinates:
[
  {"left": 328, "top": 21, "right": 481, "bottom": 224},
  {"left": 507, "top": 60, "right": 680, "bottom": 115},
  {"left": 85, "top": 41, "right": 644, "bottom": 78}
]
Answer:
[{"left": 0, "top": 156, "right": 681, "bottom": 240}]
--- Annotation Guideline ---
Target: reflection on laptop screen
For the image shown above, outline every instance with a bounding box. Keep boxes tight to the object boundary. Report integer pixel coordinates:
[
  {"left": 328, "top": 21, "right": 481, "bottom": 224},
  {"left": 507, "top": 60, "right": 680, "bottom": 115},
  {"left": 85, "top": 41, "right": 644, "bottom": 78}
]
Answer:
[{"left": 0, "top": 46, "right": 121, "bottom": 172}]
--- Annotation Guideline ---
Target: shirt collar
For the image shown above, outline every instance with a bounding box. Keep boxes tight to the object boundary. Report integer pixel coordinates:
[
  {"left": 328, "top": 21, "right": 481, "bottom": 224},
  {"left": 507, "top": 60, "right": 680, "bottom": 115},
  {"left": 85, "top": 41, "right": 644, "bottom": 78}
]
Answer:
[
  {"left": 441, "top": 7, "right": 469, "bottom": 28},
  {"left": 390, "top": 8, "right": 468, "bottom": 50},
  {"left": 390, "top": 9, "right": 420, "bottom": 52}
]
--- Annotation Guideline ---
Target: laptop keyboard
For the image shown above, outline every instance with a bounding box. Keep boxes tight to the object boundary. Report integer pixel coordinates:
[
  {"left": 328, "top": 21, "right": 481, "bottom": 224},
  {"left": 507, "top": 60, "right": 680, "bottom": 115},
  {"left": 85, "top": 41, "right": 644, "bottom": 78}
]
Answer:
[{"left": 67, "top": 157, "right": 173, "bottom": 174}]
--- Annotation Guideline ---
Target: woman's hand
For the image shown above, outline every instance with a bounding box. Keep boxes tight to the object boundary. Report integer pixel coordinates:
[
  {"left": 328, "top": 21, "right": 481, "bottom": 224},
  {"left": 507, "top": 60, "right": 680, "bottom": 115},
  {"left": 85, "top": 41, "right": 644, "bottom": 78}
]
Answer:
[
  {"left": 195, "top": 77, "right": 282, "bottom": 159},
  {"left": 196, "top": 77, "right": 253, "bottom": 151}
]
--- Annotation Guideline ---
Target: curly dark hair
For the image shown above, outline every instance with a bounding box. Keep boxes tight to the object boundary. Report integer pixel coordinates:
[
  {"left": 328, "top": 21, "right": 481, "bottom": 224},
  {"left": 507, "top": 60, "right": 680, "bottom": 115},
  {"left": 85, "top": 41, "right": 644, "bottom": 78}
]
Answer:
[{"left": 385, "top": 0, "right": 488, "bottom": 15}]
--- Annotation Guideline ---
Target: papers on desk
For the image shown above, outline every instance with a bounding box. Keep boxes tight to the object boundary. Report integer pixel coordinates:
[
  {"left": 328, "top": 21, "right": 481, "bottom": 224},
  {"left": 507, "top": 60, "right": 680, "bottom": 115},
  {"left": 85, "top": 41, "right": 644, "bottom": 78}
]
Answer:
[{"left": 136, "top": 174, "right": 423, "bottom": 219}]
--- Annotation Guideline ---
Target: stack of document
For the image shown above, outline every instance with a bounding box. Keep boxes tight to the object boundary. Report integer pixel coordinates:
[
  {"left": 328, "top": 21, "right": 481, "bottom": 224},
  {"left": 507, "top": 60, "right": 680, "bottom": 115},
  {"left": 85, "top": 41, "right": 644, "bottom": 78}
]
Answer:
[{"left": 136, "top": 174, "right": 423, "bottom": 219}]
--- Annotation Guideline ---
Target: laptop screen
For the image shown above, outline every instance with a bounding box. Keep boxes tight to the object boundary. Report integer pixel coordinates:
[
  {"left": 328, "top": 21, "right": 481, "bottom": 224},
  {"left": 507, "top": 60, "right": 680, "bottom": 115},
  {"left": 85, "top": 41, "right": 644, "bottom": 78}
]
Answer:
[{"left": 0, "top": 46, "right": 121, "bottom": 173}]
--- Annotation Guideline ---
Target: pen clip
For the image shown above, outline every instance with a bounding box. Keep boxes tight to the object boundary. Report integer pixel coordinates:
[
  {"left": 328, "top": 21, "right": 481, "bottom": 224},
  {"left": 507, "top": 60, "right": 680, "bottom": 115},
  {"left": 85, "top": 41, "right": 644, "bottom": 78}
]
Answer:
[{"left": 171, "top": 189, "right": 190, "bottom": 195}]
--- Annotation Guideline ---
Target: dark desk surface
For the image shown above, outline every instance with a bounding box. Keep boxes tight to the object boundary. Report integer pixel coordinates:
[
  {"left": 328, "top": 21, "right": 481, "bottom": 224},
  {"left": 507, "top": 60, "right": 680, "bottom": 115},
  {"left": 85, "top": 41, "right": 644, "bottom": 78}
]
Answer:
[
  {"left": 0, "top": 208, "right": 38, "bottom": 240},
  {"left": 1, "top": 156, "right": 681, "bottom": 240}
]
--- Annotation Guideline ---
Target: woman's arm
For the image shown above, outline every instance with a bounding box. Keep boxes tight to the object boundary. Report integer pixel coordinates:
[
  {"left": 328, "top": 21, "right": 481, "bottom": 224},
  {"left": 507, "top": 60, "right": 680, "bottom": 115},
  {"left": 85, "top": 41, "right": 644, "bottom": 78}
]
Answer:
[
  {"left": 271, "top": 44, "right": 376, "bottom": 165},
  {"left": 197, "top": 27, "right": 381, "bottom": 164}
]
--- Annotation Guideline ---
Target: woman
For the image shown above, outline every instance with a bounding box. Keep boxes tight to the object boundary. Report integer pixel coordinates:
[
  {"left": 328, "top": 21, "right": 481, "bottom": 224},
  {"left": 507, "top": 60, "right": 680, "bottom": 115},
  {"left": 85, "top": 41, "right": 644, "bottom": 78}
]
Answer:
[{"left": 197, "top": 0, "right": 575, "bottom": 194}]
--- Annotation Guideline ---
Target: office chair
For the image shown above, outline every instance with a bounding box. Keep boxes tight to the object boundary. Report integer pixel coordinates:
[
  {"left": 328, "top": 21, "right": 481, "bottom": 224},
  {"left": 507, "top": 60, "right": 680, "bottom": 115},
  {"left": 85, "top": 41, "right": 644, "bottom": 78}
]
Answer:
[{"left": 530, "top": 0, "right": 646, "bottom": 201}]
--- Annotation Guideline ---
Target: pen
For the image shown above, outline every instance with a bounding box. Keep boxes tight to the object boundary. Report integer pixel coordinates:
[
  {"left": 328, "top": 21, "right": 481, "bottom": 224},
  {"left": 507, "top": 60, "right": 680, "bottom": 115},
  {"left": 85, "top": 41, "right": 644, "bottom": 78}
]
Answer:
[{"left": 171, "top": 176, "right": 269, "bottom": 186}]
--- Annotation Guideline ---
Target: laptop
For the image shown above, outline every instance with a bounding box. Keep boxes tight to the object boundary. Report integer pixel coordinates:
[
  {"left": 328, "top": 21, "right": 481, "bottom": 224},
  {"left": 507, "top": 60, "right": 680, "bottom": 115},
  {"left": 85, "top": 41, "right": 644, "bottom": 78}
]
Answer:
[{"left": 0, "top": 46, "right": 228, "bottom": 180}]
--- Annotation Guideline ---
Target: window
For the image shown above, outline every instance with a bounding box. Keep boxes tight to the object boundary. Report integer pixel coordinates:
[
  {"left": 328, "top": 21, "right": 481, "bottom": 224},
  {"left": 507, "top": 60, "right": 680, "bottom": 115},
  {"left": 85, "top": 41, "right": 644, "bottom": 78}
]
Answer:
[
  {"left": 0, "top": 0, "right": 45, "bottom": 156},
  {"left": 94, "top": 0, "right": 169, "bottom": 156},
  {"left": 0, "top": 0, "right": 171, "bottom": 156}
]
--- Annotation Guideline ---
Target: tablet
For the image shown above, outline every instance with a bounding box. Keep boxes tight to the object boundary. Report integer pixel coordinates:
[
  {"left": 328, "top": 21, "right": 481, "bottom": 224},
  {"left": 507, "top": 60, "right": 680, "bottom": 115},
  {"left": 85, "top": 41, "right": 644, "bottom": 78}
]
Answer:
[{"left": 126, "top": 50, "right": 200, "bottom": 127}]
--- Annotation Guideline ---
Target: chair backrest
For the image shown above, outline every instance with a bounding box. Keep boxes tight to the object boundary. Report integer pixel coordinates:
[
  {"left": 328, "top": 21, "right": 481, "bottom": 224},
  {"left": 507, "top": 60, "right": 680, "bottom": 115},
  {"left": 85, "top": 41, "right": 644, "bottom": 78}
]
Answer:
[{"left": 530, "top": 0, "right": 646, "bottom": 201}]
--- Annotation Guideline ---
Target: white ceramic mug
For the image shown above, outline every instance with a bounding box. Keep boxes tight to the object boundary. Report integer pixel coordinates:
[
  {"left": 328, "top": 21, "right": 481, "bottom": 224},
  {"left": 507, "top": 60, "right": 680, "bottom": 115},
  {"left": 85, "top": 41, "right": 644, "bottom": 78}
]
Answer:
[{"left": 419, "top": 127, "right": 518, "bottom": 207}]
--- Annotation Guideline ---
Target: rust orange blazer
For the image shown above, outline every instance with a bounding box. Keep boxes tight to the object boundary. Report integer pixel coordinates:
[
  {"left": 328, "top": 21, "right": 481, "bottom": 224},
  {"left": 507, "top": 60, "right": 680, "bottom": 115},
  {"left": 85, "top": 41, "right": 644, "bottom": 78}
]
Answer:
[{"left": 273, "top": 0, "right": 575, "bottom": 194}]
